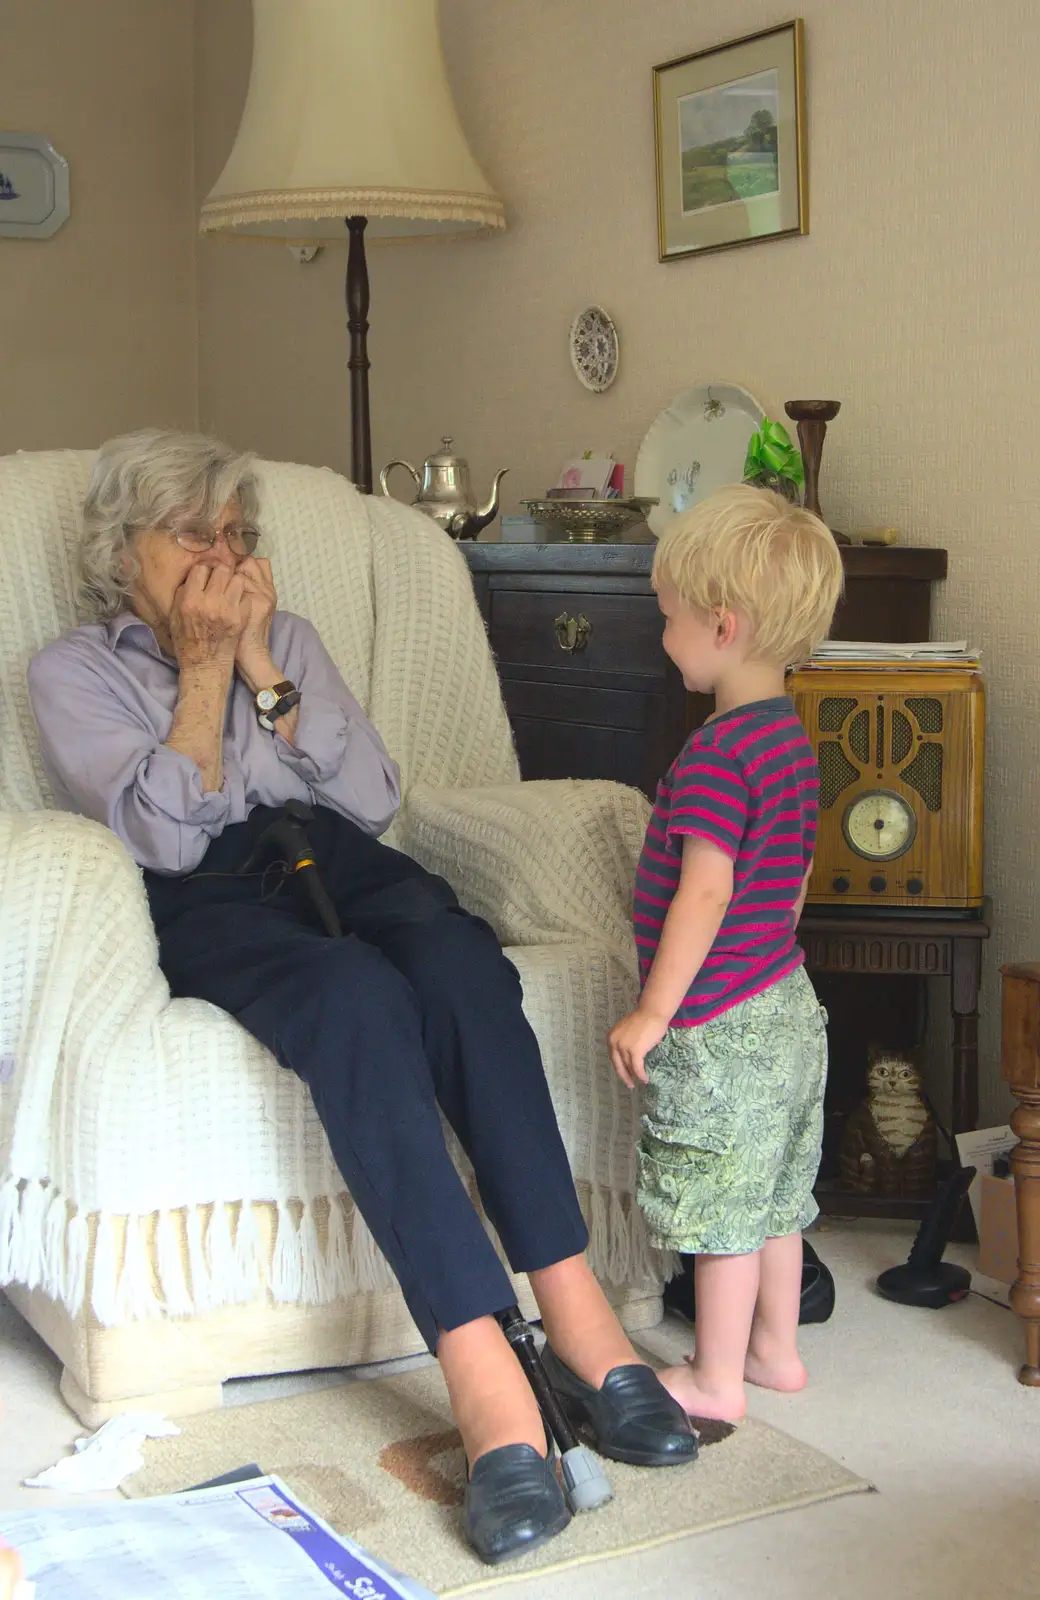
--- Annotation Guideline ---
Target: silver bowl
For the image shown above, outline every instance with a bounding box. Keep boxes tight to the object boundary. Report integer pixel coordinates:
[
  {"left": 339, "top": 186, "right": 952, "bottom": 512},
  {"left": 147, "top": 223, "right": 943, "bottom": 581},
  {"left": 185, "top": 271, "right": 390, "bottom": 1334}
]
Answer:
[{"left": 523, "top": 497, "right": 659, "bottom": 544}]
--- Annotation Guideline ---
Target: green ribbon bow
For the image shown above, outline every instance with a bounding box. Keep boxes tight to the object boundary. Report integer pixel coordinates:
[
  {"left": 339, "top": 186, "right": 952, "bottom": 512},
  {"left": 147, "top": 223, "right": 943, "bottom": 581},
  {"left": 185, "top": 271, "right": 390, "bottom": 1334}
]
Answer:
[{"left": 743, "top": 419, "right": 805, "bottom": 489}]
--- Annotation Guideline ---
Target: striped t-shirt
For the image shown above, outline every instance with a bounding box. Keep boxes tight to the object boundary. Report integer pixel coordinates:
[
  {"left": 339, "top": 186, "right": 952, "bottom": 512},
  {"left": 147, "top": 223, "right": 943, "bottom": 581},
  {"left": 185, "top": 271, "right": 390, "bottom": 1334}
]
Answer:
[{"left": 634, "top": 696, "right": 817, "bottom": 1026}]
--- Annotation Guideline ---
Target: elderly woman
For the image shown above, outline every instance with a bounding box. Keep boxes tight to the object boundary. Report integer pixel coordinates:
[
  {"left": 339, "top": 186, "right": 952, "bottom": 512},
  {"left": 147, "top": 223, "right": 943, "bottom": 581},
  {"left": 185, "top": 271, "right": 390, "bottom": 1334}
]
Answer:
[{"left": 28, "top": 430, "right": 694, "bottom": 1564}]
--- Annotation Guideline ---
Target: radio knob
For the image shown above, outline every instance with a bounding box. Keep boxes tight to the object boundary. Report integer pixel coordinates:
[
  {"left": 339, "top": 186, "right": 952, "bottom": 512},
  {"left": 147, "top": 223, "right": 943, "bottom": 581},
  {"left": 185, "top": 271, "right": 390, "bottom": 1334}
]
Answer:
[
  {"left": 869, "top": 875, "right": 887, "bottom": 893},
  {"left": 907, "top": 877, "right": 924, "bottom": 895},
  {"left": 832, "top": 875, "right": 850, "bottom": 893}
]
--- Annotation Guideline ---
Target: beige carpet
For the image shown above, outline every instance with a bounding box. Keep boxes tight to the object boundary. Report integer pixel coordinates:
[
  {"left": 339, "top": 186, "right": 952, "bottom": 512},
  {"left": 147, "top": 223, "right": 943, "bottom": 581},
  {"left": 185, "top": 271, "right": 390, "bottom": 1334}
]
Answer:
[{"left": 123, "top": 1363, "right": 870, "bottom": 1595}]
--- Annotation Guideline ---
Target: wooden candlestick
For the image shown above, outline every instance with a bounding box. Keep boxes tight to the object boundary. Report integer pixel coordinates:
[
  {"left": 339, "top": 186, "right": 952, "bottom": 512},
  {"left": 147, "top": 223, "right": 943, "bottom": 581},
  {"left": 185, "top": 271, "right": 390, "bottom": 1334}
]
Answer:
[{"left": 784, "top": 399, "right": 846, "bottom": 542}]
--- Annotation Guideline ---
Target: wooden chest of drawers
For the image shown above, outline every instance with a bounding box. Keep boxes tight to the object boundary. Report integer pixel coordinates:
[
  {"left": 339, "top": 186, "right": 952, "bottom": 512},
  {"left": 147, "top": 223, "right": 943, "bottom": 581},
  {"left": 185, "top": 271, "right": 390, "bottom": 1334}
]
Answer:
[
  {"left": 463, "top": 544, "right": 691, "bottom": 797},
  {"left": 462, "top": 541, "right": 948, "bottom": 800}
]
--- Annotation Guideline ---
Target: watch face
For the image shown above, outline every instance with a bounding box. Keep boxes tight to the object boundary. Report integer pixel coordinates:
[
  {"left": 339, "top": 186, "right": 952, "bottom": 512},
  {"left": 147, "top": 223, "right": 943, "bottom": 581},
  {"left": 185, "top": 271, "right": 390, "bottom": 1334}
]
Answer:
[
  {"left": 842, "top": 790, "right": 917, "bottom": 861},
  {"left": 256, "top": 688, "right": 279, "bottom": 712}
]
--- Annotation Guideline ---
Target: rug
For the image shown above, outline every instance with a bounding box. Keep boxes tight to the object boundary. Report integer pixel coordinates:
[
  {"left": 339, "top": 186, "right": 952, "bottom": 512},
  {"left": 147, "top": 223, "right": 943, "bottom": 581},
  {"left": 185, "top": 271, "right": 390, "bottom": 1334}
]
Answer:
[{"left": 123, "top": 1364, "right": 870, "bottom": 1595}]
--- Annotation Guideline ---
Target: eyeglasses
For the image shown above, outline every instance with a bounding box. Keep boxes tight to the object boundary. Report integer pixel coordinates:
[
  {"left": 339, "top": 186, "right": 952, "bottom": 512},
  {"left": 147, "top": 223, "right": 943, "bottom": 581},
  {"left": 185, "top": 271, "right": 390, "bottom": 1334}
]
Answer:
[{"left": 167, "top": 521, "right": 261, "bottom": 557}]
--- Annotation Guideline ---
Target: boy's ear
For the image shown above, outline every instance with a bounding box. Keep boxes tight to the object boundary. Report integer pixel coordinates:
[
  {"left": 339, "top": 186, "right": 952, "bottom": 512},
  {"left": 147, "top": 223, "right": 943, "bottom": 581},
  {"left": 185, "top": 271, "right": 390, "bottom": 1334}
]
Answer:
[{"left": 715, "top": 609, "right": 739, "bottom": 647}]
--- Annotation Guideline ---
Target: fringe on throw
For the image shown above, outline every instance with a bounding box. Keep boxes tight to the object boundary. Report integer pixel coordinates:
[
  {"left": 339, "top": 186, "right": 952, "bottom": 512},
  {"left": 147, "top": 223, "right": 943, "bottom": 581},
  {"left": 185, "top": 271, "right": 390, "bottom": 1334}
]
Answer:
[
  {"left": 0, "top": 1176, "right": 668, "bottom": 1328},
  {"left": 230, "top": 1200, "right": 265, "bottom": 1304},
  {"left": 584, "top": 1182, "right": 675, "bottom": 1291},
  {"left": 155, "top": 1208, "right": 193, "bottom": 1317}
]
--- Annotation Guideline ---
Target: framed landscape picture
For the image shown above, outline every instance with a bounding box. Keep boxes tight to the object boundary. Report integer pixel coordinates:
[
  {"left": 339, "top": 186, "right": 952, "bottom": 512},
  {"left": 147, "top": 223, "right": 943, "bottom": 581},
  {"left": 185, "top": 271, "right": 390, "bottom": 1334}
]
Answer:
[{"left": 653, "top": 20, "right": 808, "bottom": 262}]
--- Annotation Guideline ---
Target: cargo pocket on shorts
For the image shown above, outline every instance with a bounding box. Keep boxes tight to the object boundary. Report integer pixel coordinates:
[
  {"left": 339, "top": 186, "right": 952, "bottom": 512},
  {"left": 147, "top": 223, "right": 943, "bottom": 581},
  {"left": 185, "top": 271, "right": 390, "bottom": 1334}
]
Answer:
[
  {"left": 637, "top": 1127, "right": 728, "bottom": 1248},
  {"left": 637, "top": 1067, "right": 739, "bottom": 1246},
  {"left": 636, "top": 1131, "right": 699, "bottom": 1246}
]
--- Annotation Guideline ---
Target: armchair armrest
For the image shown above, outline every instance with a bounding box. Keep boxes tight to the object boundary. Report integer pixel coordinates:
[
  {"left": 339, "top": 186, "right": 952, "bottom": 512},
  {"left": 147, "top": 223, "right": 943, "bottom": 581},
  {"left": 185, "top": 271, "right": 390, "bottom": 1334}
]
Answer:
[
  {"left": 0, "top": 809, "right": 168, "bottom": 1147},
  {"left": 399, "top": 778, "right": 650, "bottom": 955}
]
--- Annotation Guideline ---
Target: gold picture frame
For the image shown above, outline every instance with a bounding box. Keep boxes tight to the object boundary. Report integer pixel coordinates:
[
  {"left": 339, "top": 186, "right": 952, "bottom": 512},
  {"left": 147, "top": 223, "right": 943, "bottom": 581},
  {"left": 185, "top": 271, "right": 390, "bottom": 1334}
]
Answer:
[{"left": 653, "top": 20, "right": 808, "bottom": 263}]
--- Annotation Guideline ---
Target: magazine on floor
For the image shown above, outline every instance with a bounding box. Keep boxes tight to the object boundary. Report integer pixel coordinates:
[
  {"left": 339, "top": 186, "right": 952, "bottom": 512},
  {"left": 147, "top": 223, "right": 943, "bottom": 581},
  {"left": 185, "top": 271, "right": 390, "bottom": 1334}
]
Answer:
[{"left": 0, "top": 1474, "right": 436, "bottom": 1600}]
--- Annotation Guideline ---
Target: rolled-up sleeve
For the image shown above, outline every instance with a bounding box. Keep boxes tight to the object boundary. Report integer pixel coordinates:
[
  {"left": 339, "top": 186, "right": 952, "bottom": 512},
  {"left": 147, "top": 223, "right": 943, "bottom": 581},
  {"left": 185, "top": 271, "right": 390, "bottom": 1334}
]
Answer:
[
  {"left": 28, "top": 643, "right": 230, "bottom": 874},
  {"left": 274, "top": 617, "right": 401, "bottom": 835}
]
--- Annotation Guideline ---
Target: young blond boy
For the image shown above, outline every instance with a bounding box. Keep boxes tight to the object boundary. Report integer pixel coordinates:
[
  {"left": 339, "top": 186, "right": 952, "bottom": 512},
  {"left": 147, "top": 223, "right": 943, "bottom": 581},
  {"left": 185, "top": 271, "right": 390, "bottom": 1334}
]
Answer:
[{"left": 609, "top": 484, "right": 843, "bottom": 1422}]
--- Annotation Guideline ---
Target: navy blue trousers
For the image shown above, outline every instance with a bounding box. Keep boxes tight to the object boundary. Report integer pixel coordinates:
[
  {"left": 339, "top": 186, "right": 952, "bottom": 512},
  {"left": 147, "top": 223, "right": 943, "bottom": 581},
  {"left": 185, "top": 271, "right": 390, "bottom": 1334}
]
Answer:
[{"left": 144, "top": 806, "right": 589, "bottom": 1351}]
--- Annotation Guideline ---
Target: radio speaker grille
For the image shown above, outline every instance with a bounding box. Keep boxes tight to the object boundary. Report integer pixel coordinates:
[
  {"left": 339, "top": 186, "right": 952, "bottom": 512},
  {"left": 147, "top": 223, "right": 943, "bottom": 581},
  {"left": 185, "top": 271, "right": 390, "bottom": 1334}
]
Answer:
[
  {"left": 906, "top": 696, "right": 943, "bottom": 733},
  {"left": 848, "top": 709, "right": 870, "bottom": 765},
  {"left": 819, "top": 742, "right": 860, "bottom": 809},
  {"left": 819, "top": 696, "right": 858, "bottom": 732},
  {"left": 901, "top": 743, "right": 943, "bottom": 810},
  {"left": 892, "top": 709, "right": 913, "bottom": 764}
]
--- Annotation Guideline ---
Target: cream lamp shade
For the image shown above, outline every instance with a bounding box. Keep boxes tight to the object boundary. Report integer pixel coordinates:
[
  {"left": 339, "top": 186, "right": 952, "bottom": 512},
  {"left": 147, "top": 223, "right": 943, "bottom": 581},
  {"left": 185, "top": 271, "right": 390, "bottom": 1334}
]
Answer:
[{"left": 200, "top": 0, "right": 505, "bottom": 243}]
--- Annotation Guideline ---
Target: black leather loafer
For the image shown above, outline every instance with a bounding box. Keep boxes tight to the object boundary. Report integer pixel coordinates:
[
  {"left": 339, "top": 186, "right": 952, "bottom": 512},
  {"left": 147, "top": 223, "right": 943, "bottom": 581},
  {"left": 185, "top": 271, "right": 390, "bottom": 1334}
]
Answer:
[
  {"left": 540, "top": 1348, "right": 698, "bottom": 1467},
  {"left": 464, "top": 1442, "right": 572, "bottom": 1566},
  {"left": 799, "top": 1239, "right": 836, "bottom": 1325}
]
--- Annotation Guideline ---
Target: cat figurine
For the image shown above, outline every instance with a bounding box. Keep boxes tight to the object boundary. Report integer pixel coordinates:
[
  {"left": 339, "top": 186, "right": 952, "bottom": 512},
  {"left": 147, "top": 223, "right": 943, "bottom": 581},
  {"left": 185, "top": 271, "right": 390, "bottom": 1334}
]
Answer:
[{"left": 838, "top": 1047, "right": 937, "bottom": 1200}]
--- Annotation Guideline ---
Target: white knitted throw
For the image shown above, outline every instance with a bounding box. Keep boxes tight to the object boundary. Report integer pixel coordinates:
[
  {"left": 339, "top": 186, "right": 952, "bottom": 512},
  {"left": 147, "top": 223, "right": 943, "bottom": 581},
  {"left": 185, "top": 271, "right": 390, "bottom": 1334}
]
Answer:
[{"left": 0, "top": 451, "right": 657, "bottom": 1324}]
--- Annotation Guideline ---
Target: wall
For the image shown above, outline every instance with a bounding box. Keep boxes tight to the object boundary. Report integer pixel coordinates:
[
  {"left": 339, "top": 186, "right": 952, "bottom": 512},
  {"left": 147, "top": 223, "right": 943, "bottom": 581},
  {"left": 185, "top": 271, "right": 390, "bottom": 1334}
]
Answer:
[
  {"left": 194, "top": 0, "right": 351, "bottom": 472},
  {"left": 199, "top": 0, "right": 1039, "bottom": 1121},
  {"left": 0, "top": 0, "right": 197, "bottom": 451}
]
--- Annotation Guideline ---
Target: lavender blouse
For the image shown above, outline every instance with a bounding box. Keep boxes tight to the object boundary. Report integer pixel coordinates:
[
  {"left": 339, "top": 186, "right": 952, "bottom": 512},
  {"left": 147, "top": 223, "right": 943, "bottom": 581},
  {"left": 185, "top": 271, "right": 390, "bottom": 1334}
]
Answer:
[{"left": 28, "top": 610, "right": 401, "bottom": 875}]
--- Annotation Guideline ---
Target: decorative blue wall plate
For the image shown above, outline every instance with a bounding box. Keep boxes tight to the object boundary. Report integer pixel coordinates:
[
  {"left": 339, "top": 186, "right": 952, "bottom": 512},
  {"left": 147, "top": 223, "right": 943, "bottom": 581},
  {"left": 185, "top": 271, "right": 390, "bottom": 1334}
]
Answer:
[{"left": 0, "top": 132, "right": 70, "bottom": 238}]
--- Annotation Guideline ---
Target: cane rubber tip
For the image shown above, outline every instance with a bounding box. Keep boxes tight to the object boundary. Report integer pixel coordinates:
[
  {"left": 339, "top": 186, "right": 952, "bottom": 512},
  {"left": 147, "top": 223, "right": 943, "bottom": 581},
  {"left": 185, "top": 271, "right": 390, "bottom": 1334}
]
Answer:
[{"left": 561, "top": 1446, "right": 613, "bottom": 1512}]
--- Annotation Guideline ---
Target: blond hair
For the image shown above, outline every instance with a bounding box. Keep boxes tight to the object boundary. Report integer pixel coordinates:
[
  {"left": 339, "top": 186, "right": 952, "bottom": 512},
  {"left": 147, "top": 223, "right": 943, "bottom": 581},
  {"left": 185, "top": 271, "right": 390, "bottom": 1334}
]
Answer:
[{"left": 652, "top": 484, "right": 844, "bottom": 666}]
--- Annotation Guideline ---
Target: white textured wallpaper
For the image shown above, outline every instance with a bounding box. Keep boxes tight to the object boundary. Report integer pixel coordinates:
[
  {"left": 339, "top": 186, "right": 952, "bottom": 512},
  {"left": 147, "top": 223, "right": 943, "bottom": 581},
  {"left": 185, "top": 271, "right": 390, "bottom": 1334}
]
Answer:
[{"left": 196, "top": 0, "right": 1040, "bottom": 1123}]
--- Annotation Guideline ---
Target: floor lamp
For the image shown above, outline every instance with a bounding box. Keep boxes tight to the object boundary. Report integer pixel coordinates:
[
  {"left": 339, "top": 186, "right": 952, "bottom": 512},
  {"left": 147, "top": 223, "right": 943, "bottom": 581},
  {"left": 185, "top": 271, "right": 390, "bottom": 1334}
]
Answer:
[{"left": 199, "top": 0, "right": 505, "bottom": 494}]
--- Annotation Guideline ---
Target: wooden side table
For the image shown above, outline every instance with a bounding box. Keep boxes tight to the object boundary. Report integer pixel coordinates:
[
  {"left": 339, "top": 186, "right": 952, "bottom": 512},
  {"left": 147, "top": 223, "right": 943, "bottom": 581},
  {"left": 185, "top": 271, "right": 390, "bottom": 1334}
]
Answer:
[
  {"left": 999, "top": 963, "right": 1040, "bottom": 1384},
  {"left": 802, "top": 904, "right": 990, "bottom": 1226}
]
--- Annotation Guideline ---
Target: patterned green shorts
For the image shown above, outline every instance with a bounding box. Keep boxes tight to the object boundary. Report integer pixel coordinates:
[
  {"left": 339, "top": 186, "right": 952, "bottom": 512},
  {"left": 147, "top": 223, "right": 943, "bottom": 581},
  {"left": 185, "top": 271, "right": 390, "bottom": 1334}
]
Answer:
[{"left": 636, "top": 967, "right": 828, "bottom": 1255}]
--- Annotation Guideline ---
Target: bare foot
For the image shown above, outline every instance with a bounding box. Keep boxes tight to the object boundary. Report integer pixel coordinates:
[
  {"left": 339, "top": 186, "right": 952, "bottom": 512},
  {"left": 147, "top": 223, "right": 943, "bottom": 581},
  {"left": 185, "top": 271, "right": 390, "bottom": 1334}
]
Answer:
[
  {"left": 744, "top": 1347, "right": 808, "bottom": 1394},
  {"left": 658, "top": 1360, "right": 747, "bottom": 1422}
]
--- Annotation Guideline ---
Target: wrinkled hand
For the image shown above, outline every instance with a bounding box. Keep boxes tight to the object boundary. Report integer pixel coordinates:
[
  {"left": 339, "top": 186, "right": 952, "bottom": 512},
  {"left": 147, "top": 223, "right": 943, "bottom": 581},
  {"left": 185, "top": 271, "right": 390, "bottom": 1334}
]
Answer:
[
  {"left": 169, "top": 563, "right": 249, "bottom": 671},
  {"left": 234, "top": 556, "right": 277, "bottom": 667},
  {"left": 608, "top": 1007, "right": 668, "bottom": 1089}
]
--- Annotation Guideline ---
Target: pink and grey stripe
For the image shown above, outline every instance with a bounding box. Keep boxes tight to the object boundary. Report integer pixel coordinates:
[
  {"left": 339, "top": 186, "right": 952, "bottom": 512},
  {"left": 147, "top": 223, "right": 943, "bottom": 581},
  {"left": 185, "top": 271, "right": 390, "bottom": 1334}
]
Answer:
[{"left": 634, "top": 696, "right": 818, "bottom": 1027}]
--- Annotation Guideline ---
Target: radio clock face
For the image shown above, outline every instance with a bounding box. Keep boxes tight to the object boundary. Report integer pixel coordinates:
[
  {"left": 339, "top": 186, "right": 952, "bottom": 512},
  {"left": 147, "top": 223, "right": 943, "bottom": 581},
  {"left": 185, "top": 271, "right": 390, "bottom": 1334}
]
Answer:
[{"left": 842, "top": 790, "right": 917, "bottom": 861}]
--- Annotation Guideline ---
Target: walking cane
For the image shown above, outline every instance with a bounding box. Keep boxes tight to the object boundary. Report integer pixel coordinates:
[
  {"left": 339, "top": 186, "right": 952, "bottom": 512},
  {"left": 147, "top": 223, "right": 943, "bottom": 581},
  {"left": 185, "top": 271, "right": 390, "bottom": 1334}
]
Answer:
[
  {"left": 495, "top": 1308, "right": 613, "bottom": 1511},
  {"left": 242, "top": 802, "right": 614, "bottom": 1514}
]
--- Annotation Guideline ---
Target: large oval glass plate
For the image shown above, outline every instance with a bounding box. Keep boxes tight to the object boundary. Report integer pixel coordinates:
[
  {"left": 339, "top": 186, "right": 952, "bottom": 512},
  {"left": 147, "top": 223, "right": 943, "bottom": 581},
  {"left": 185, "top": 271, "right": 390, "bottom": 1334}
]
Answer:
[{"left": 634, "top": 382, "right": 766, "bottom": 538}]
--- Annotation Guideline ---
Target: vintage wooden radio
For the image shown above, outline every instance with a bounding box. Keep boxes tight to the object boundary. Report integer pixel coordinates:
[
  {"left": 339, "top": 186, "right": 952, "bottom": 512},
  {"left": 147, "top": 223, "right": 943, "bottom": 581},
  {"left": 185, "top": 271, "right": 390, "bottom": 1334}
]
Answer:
[{"left": 789, "top": 663, "right": 985, "bottom": 910}]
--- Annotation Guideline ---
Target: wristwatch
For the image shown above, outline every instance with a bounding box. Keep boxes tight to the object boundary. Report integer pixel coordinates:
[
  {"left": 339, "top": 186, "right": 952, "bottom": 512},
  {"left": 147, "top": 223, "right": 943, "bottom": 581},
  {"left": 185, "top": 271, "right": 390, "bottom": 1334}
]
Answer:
[{"left": 255, "top": 679, "right": 301, "bottom": 731}]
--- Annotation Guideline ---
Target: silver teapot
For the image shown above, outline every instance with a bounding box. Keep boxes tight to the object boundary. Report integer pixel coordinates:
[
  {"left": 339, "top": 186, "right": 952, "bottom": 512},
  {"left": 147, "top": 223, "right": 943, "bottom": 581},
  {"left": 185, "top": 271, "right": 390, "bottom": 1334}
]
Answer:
[{"left": 379, "top": 437, "right": 508, "bottom": 541}]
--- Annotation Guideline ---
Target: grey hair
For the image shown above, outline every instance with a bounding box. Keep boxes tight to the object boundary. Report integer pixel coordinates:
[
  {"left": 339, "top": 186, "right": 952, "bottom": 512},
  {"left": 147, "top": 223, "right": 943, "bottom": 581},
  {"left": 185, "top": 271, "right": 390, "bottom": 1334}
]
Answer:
[{"left": 77, "top": 428, "right": 259, "bottom": 620}]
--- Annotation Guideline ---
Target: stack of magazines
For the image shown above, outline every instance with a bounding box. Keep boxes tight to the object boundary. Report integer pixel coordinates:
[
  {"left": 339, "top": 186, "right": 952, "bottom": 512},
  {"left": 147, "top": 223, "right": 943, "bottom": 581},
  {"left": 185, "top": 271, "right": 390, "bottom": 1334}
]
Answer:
[{"left": 810, "top": 640, "right": 980, "bottom": 667}]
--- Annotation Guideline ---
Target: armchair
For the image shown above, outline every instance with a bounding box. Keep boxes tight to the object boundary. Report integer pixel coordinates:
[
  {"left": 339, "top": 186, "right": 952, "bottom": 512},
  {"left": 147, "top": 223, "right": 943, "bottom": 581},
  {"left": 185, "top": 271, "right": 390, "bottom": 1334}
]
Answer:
[{"left": 0, "top": 449, "right": 664, "bottom": 1425}]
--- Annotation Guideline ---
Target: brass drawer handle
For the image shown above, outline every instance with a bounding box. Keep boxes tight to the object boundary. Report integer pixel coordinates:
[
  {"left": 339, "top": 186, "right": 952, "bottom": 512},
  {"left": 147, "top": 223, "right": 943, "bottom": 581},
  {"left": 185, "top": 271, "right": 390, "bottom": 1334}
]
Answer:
[{"left": 554, "top": 612, "right": 592, "bottom": 653}]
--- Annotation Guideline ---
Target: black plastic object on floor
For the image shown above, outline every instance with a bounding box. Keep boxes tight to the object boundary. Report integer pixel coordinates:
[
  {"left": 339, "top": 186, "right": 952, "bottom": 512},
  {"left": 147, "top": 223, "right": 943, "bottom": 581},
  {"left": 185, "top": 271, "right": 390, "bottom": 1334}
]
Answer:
[
  {"left": 875, "top": 1165, "right": 976, "bottom": 1308},
  {"left": 663, "top": 1238, "right": 836, "bottom": 1327}
]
